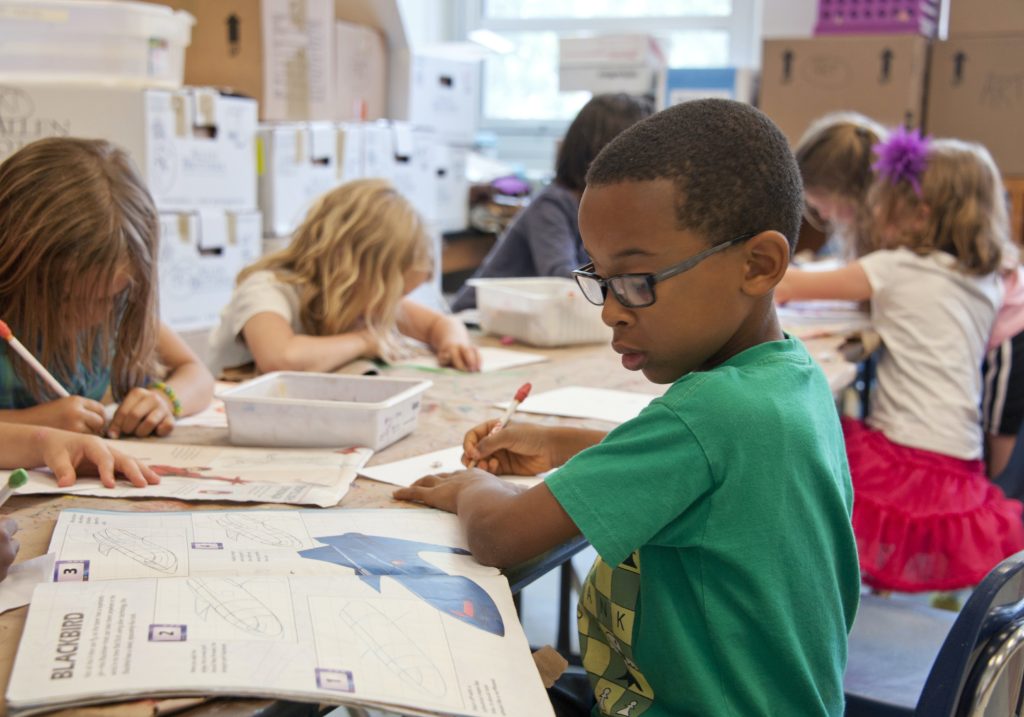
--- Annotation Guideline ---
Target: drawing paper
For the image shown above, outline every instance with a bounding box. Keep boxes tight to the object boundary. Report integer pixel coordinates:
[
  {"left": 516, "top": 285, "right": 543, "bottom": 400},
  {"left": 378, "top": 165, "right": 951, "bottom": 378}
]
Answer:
[
  {"left": 1, "top": 442, "right": 373, "bottom": 508},
  {"left": 359, "top": 447, "right": 545, "bottom": 489},
  {"left": 392, "top": 346, "right": 548, "bottom": 373},
  {"left": 7, "top": 509, "right": 554, "bottom": 717},
  {"left": 498, "top": 385, "right": 661, "bottom": 424}
]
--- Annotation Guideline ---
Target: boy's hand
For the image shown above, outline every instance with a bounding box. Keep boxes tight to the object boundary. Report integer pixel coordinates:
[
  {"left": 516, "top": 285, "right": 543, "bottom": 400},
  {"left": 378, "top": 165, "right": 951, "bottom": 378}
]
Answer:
[
  {"left": 0, "top": 519, "right": 19, "bottom": 582},
  {"left": 107, "top": 387, "right": 175, "bottom": 439},
  {"left": 462, "top": 421, "right": 557, "bottom": 475},
  {"left": 26, "top": 396, "right": 106, "bottom": 435},
  {"left": 437, "top": 342, "right": 481, "bottom": 372},
  {"left": 393, "top": 469, "right": 492, "bottom": 513},
  {"left": 38, "top": 430, "right": 161, "bottom": 488}
]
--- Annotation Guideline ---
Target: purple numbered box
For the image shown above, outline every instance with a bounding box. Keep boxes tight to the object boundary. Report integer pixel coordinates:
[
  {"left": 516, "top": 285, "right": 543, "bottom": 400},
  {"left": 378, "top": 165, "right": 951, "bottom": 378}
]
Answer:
[
  {"left": 53, "top": 560, "right": 90, "bottom": 582},
  {"left": 149, "top": 624, "right": 187, "bottom": 642},
  {"left": 191, "top": 541, "right": 224, "bottom": 550},
  {"left": 315, "top": 668, "right": 354, "bottom": 693}
]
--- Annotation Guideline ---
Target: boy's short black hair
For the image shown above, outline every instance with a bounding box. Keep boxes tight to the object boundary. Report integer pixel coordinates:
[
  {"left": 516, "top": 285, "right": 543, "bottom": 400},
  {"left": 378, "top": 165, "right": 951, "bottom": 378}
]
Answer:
[{"left": 586, "top": 99, "right": 803, "bottom": 252}]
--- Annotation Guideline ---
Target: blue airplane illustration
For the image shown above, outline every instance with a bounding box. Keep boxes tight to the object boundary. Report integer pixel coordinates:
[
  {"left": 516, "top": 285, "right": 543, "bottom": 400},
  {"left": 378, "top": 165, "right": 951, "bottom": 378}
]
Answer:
[{"left": 299, "top": 533, "right": 504, "bottom": 637}]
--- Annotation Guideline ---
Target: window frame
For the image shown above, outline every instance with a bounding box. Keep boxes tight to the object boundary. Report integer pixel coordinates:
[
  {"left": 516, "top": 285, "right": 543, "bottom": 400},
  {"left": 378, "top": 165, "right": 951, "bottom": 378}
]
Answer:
[{"left": 457, "top": 0, "right": 762, "bottom": 134}]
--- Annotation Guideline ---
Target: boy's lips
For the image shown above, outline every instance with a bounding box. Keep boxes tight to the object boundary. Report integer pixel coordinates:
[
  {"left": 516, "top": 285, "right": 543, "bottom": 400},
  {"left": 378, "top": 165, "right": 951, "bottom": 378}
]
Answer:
[{"left": 613, "top": 342, "right": 646, "bottom": 371}]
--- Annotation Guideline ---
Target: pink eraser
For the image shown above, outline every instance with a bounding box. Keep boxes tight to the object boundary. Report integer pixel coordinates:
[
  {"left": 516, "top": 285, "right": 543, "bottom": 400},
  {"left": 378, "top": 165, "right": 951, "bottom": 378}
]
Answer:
[
  {"left": 500, "top": 335, "right": 516, "bottom": 346},
  {"left": 0, "top": 320, "right": 11, "bottom": 341},
  {"left": 514, "top": 382, "right": 532, "bottom": 403}
]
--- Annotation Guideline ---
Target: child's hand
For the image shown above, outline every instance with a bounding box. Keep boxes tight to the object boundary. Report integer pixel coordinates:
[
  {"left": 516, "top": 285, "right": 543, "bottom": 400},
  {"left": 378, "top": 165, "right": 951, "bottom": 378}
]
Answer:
[
  {"left": 0, "top": 519, "right": 19, "bottom": 582},
  {"left": 437, "top": 342, "right": 482, "bottom": 372},
  {"left": 107, "top": 387, "right": 175, "bottom": 439},
  {"left": 38, "top": 430, "right": 161, "bottom": 488},
  {"left": 356, "top": 328, "right": 382, "bottom": 360},
  {"left": 462, "top": 420, "right": 557, "bottom": 475},
  {"left": 26, "top": 396, "right": 106, "bottom": 435},
  {"left": 393, "top": 468, "right": 492, "bottom": 513}
]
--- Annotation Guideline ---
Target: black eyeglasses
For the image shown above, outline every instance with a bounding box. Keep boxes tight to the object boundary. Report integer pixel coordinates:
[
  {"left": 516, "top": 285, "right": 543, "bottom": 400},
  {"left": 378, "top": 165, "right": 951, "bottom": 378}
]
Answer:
[{"left": 572, "top": 233, "right": 757, "bottom": 308}]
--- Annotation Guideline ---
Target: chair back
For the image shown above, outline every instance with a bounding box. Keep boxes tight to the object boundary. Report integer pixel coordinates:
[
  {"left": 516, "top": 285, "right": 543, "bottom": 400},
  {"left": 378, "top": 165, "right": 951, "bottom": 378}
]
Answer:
[{"left": 915, "top": 550, "right": 1024, "bottom": 716}]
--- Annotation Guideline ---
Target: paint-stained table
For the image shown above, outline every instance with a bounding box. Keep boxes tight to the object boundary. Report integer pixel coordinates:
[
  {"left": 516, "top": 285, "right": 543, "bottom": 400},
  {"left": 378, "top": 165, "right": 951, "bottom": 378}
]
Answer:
[{"left": 0, "top": 334, "right": 857, "bottom": 716}]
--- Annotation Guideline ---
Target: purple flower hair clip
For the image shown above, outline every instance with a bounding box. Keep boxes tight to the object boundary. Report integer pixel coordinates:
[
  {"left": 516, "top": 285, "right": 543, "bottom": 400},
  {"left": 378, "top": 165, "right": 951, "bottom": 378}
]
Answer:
[{"left": 872, "top": 126, "right": 931, "bottom": 196}]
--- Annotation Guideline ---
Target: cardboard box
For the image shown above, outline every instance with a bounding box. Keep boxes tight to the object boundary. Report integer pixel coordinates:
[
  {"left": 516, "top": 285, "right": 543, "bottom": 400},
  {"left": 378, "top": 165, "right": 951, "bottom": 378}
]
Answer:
[
  {"left": 0, "top": 83, "right": 257, "bottom": 211},
  {"left": 158, "top": 210, "right": 262, "bottom": 331},
  {"left": 435, "top": 144, "right": 469, "bottom": 234},
  {"left": 389, "top": 124, "right": 440, "bottom": 224},
  {"left": 258, "top": 122, "right": 364, "bottom": 237},
  {"left": 558, "top": 34, "right": 666, "bottom": 95},
  {"left": 390, "top": 51, "right": 481, "bottom": 145},
  {"left": 335, "top": 20, "right": 387, "bottom": 121},
  {"left": 142, "top": 0, "right": 334, "bottom": 121},
  {"left": 658, "top": 67, "right": 757, "bottom": 109},
  {"left": 948, "top": 0, "right": 1024, "bottom": 37},
  {"left": 760, "top": 35, "right": 930, "bottom": 145},
  {"left": 926, "top": 36, "right": 1024, "bottom": 174}
]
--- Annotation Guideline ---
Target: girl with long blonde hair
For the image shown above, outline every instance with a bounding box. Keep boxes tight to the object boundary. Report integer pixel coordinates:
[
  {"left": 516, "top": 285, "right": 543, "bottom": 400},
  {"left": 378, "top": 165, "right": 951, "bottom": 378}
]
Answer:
[
  {"left": 208, "top": 179, "right": 479, "bottom": 375},
  {"left": 0, "top": 138, "right": 214, "bottom": 439},
  {"left": 777, "top": 131, "right": 1024, "bottom": 592}
]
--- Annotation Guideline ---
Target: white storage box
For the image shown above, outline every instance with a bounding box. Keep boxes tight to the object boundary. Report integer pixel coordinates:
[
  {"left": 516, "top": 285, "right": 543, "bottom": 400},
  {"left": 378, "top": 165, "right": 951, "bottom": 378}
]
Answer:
[
  {"left": 0, "top": 0, "right": 194, "bottom": 88},
  {"left": 219, "top": 372, "right": 432, "bottom": 450},
  {"left": 559, "top": 34, "right": 665, "bottom": 95},
  {"left": 469, "top": 277, "right": 612, "bottom": 347},
  {"left": 0, "top": 83, "right": 257, "bottom": 212}
]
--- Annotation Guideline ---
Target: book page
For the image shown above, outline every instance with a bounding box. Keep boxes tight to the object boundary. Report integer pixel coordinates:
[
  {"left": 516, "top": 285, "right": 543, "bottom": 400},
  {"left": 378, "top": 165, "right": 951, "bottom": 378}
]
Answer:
[
  {"left": 10, "top": 509, "right": 554, "bottom": 717},
  {"left": 3, "top": 443, "right": 372, "bottom": 508}
]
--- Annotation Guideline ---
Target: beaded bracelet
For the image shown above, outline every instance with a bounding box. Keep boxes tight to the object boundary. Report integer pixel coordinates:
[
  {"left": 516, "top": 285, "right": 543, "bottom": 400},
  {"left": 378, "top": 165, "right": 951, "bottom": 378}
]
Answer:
[{"left": 148, "top": 380, "right": 182, "bottom": 418}]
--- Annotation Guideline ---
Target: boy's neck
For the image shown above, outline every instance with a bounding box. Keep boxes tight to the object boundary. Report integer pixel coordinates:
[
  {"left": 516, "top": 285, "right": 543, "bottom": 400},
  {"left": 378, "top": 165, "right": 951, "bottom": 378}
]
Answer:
[{"left": 698, "top": 299, "right": 785, "bottom": 371}]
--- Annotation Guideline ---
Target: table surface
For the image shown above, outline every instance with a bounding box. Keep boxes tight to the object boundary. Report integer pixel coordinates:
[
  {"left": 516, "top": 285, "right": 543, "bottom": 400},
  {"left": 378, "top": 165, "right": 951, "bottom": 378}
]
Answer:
[{"left": 0, "top": 334, "right": 857, "bottom": 716}]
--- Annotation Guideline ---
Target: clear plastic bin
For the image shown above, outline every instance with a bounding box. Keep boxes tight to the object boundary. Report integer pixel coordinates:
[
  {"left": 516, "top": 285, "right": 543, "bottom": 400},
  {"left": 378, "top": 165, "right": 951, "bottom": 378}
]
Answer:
[
  {"left": 219, "top": 372, "right": 432, "bottom": 450},
  {"left": 469, "top": 277, "right": 612, "bottom": 347},
  {"left": 0, "top": 0, "right": 194, "bottom": 88}
]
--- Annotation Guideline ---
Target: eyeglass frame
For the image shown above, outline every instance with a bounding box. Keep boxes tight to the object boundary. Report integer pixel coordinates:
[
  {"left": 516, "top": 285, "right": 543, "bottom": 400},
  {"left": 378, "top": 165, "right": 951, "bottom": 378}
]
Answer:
[{"left": 571, "top": 232, "right": 759, "bottom": 308}]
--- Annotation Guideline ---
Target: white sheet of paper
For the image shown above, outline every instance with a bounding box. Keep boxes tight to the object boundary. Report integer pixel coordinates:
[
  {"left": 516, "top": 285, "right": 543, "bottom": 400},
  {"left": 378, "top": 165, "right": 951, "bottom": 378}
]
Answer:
[
  {"left": 8, "top": 509, "right": 555, "bottom": 717},
  {"left": 359, "top": 446, "right": 544, "bottom": 489},
  {"left": 3, "top": 442, "right": 373, "bottom": 508},
  {"left": 499, "top": 386, "right": 660, "bottom": 424},
  {"left": 777, "top": 300, "right": 870, "bottom": 339},
  {"left": 0, "top": 553, "right": 54, "bottom": 615},
  {"left": 392, "top": 346, "right": 548, "bottom": 373}
]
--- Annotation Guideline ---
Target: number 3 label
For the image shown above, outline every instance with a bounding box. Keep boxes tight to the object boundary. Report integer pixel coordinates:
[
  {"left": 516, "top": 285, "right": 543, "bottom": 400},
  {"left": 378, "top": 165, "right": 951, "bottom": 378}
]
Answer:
[{"left": 53, "top": 560, "right": 89, "bottom": 582}]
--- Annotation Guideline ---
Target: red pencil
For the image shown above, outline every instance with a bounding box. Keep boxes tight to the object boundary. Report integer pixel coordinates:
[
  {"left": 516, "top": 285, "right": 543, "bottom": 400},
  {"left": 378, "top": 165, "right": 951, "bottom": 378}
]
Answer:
[{"left": 489, "top": 382, "right": 532, "bottom": 436}]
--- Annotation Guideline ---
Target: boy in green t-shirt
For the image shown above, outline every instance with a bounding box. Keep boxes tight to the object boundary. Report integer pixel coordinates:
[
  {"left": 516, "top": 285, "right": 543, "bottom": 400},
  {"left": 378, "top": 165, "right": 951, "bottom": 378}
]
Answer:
[{"left": 395, "top": 99, "right": 859, "bottom": 716}]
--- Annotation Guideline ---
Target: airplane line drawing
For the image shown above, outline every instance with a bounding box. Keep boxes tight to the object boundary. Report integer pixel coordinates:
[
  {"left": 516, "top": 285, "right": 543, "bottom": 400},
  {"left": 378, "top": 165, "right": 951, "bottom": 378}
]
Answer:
[
  {"left": 216, "top": 514, "right": 303, "bottom": 547},
  {"left": 187, "top": 577, "right": 284, "bottom": 637},
  {"left": 93, "top": 528, "right": 179, "bottom": 573}
]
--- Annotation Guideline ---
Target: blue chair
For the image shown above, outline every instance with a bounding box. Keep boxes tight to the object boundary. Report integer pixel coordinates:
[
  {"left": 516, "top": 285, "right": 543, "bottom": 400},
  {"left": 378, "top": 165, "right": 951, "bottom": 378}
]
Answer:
[{"left": 844, "top": 549, "right": 1024, "bottom": 716}]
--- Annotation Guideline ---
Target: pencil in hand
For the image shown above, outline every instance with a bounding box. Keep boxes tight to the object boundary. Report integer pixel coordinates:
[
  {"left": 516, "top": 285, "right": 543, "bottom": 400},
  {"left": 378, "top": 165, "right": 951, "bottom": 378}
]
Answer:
[
  {"left": 0, "top": 319, "right": 70, "bottom": 398},
  {"left": 489, "top": 382, "right": 532, "bottom": 437}
]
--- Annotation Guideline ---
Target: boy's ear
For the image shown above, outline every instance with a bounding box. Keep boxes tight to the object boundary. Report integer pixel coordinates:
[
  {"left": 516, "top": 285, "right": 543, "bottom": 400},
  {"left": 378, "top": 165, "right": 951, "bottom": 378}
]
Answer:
[{"left": 740, "top": 231, "right": 790, "bottom": 297}]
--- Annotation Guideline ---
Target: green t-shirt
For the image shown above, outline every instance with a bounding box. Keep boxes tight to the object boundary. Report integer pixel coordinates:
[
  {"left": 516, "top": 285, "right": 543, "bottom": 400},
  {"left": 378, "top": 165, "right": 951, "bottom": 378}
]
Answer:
[{"left": 546, "top": 337, "right": 859, "bottom": 717}]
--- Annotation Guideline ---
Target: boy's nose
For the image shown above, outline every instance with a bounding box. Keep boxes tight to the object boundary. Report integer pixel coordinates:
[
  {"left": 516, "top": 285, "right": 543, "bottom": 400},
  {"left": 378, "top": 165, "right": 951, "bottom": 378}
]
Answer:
[{"left": 600, "top": 294, "right": 633, "bottom": 327}]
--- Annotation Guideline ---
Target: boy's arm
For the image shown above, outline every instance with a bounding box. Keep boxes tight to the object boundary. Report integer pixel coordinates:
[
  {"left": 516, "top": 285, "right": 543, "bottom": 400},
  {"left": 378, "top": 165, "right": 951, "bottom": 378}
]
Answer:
[
  {"left": 242, "top": 312, "right": 377, "bottom": 373},
  {"left": 396, "top": 299, "right": 481, "bottom": 372},
  {"left": 775, "top": 262, "right": 872, "bottom": 304},
  {"left": 395, "top": 473, "right": 580, "bottom": 568}
]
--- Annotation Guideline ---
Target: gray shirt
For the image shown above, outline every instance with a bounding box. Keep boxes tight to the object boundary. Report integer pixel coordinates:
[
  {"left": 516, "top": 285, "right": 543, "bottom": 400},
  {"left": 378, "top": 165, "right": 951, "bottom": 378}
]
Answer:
[{"left": 451, "top": 182, "right": 585, "bottom": 311}]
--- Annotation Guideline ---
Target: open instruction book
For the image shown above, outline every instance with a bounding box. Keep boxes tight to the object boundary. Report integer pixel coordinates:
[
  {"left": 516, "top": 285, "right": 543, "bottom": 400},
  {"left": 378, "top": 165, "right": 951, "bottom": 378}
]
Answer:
[{"left": 7, "top": 508, "right": 554, "bottom": 717}]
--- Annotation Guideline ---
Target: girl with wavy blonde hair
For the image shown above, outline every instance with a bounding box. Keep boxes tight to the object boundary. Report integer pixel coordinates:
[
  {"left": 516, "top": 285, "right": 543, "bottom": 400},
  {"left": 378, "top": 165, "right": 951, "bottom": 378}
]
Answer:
[
  {"left": 777, "top": 130, "right": 1024, "bottom": 592},
  {"left": 0, "top": 137, "right": 214, "bottom": 440},
  {"left": 208, "top": 179, "right": 479, "bottom": 375}
]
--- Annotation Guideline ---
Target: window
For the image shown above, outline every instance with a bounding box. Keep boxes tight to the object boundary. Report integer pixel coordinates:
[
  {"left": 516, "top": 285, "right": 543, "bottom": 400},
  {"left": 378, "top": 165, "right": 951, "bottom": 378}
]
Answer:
[{"left": 461, "top": 0, "right": 759, "bottom": 126}]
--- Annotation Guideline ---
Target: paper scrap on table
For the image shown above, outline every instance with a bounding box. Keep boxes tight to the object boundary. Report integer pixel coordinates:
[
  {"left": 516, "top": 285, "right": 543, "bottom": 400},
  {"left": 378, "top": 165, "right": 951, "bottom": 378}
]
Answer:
[
  {"left": 2, "top": 442, "right": 373, "bottom": 508},
  {"left": 392, "top": 346, "right": 549, "bottom": 373},
  {"left": 0, "top": 553, "right": 54, "bottom": 615},
  {"left": 498, "top": 386, "right": 660, "bottom": 425},
  {"left": 360, "top": 446, "right": 545, "bottom": 489}
]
